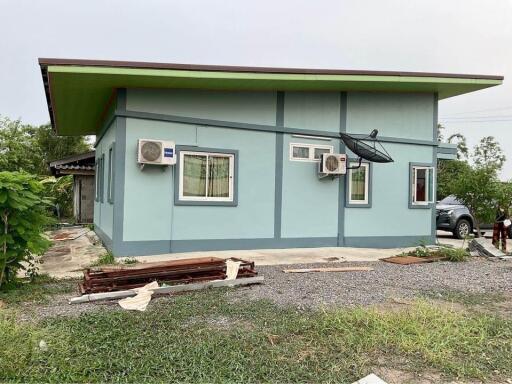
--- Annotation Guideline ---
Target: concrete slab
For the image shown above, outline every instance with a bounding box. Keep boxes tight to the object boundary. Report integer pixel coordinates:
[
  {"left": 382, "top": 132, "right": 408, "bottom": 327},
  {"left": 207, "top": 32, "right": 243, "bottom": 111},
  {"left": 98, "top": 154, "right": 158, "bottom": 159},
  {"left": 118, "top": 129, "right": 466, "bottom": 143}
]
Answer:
[
  {"left": 38, "top": 227, "right": 107, "bottom": 279},
  {"left": 120, "top": 245, "right": 416, "bottom": 266}
]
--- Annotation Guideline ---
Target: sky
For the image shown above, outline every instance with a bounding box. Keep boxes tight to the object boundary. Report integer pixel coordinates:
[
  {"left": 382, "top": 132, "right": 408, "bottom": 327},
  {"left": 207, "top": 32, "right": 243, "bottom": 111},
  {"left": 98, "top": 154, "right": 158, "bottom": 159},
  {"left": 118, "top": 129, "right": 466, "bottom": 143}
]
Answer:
[{"left": 1, "top": 0, "right": 511, "bottom": 177}]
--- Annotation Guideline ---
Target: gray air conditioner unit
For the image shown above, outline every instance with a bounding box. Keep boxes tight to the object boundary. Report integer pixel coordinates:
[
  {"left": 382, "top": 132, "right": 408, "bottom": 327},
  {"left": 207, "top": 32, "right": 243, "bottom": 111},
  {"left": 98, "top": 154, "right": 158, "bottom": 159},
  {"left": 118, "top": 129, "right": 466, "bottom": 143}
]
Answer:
[
  {"left": 137, "top": 139, "right": 176, "bottom": 166},
  {"left": 318, "top": 153, "right": 347, "bottom": 177}
]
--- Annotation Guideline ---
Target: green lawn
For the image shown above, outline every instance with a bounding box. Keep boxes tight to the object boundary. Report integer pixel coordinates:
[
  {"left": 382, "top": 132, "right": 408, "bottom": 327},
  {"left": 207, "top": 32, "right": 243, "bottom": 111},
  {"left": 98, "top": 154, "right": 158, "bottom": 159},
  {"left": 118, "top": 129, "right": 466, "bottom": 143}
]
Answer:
[{"left": 1, "top": 279, "right": 511, "bottom": 383}]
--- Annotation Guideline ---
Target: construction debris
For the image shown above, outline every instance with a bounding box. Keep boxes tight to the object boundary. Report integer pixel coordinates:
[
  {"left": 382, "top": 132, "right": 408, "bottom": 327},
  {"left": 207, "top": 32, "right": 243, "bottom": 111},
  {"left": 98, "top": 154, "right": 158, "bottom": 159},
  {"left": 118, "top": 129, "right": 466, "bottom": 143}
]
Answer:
[
  {"left": 352, "top": 373, "right": 388, "bottom": 384},
  {"left": 283, "top": 267, "right": 373, "bottom": 273},
  {"left": 79, "top": 257, "right": 257, "bottom": 294},
  {"left": 225, "top": 259, "right": 241, "bottom": 280},
  {"left": 380, "top": 255, "right": 447, "bottom": 265},
  {"left": 118, "top": 281, "right": 159, "bottom": 311},
  {"left": 69, "top": 276, "right": 264, "bottom": 304},
  {"left": 469, "top": 237, "right": 511, "bottom": 259}
]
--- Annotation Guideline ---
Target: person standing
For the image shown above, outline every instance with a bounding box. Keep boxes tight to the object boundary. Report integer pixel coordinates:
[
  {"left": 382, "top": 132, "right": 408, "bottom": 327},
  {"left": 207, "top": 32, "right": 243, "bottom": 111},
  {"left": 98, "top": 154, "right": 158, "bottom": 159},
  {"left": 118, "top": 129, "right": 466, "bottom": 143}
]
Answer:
[{"left": 492, "top": 206, "right": 508, "bottom": 252}]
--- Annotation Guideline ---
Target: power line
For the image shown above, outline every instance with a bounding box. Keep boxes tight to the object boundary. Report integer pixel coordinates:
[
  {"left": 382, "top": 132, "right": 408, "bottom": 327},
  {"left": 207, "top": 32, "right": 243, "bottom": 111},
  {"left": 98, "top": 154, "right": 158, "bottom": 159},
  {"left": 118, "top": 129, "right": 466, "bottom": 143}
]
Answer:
[
  {"left": 441, "top": 114, "right": 512, "bottom": 120},
  {"left": 439, "top": 119, "right": 512, "bottom": 123},
  {"left": 442, "top": 105, "right": 512, "bottom": 117}
]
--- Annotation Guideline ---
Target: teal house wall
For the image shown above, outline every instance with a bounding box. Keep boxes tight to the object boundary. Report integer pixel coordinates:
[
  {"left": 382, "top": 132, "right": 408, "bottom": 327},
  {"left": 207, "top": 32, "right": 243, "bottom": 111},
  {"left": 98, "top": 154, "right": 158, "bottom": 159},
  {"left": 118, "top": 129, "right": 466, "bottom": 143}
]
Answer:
[{"left": 93, "top": 88, "right": 440, "bottom": 256}]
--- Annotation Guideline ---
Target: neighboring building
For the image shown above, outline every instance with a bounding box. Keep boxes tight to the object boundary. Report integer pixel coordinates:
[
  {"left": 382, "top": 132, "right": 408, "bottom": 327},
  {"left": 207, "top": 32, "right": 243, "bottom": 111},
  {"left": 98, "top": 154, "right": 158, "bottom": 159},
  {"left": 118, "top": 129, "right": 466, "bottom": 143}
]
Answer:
[
  {"left": 39, "top": 58, "right": 503, "bottom": 256},
  {"left": 49, "top": 151, "right": 95, "bottom": 223}
]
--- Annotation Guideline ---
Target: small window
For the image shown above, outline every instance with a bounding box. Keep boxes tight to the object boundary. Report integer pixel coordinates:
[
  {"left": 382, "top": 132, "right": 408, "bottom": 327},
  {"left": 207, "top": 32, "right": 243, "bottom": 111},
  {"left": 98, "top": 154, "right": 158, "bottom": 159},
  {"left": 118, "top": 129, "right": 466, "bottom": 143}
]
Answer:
[
  {"left": 411, "top": 165, "right": 435, "bottom": 205},
  {"left": 99, "top": 154, "right": 105, "bottom": 203},
  {"left": 292, "top": 145, "right": 310, "bottom": 160},
  {"left": 348, "top": 162, "right": 369, "bottom": 204},
  {"left": 107, "top": 145, "right": 115, "bottom": 203},
  {"left": 290, "top": 143, "right": 333, "bottom": 162},
  {"left": 179, "top": 151, "right": 235, "bottom": 202},
  {"left": 95, "top": 160, "right": 100, "bottom": 202},
  {"left": 314, "top": 147, "right": 331, "bottom": 160}
]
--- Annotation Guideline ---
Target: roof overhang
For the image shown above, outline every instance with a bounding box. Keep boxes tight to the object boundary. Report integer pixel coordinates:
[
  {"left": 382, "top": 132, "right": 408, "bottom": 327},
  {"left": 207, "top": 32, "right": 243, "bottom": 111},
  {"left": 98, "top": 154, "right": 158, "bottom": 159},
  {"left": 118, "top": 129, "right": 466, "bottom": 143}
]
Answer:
[{"left": 39, "top": 58, "right": 504, "bottom": 136}]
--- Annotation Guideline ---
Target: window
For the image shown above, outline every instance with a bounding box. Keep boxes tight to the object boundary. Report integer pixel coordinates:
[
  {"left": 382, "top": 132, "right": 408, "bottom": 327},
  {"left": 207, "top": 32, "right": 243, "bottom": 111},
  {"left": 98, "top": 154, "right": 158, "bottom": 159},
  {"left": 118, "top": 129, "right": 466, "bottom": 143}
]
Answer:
[
  {"left": 348, "top": 162, "right": 369, "bottom": 205},
  {"left": 410, "top": 164, "right": 435, "bottom": 206},
  {"left": 289, "top": 143, "right": 334, "bottom": 162},
  {"left": 107, "top": 144, "right": 115, "bottom": 203},
  {"left": 100, "top": 154, "right": 105, "bottom": 203},
  {"left": 178, "top": 151, "right": 235, "bottom": 202},
  {"left": 95, "top": 155, "right": 105, "bottom": 203},
  {"left": 95, "top": 160, "right": 100, "bottom": 202}
]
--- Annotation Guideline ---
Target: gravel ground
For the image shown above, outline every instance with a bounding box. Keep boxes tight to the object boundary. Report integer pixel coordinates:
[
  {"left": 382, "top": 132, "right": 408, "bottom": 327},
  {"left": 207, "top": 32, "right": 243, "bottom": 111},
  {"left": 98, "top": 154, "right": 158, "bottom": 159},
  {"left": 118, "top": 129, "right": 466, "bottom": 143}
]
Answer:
[
  {"left": 227, "top": 257, "right": 512, "bottom": 308},
  {"left": 10, "top": 257, "right": 512, "bottom": 321}
]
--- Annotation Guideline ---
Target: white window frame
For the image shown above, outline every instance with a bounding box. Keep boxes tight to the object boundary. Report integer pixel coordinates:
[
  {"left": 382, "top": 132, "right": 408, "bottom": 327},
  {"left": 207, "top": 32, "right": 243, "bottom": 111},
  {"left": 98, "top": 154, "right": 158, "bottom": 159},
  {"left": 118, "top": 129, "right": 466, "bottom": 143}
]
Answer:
[
  {"left": 178, "top": 151, "right": 235, "bottom": 202},
  {"left": 348, "top": 162, "right": 369, "bottom": 204},
  {"left": 289, "top": 143, "right": 334, "bottom": 162},
  {"left": 411, "top": 166, "right": 435, "bottom": 205}
]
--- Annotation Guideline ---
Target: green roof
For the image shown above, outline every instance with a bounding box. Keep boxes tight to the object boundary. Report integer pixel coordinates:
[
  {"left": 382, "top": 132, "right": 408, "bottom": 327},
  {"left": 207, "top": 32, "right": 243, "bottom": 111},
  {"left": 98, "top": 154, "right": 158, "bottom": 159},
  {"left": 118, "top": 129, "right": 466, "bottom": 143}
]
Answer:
[{"left": 39, "top": 58, "right": 503, "bottom": 136}]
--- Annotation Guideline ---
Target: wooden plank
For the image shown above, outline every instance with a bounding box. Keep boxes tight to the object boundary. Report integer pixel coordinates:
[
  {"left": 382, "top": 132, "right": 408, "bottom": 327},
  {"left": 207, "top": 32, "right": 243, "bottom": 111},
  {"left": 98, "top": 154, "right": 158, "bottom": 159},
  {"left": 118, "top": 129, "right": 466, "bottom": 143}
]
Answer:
[
  {"left": 69, "top": 276, "right": 264, "bottom": 304},
  {"left": 282, "top": 267, "right": 374, "bottom": 273}
]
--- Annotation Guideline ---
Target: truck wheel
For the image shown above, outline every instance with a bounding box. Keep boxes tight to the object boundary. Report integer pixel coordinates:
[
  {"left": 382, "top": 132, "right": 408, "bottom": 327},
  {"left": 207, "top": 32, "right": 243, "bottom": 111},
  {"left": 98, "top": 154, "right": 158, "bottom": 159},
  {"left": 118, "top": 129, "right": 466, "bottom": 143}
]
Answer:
[{"left": 454, "top": 219, "right": 472, "bottom": 239}]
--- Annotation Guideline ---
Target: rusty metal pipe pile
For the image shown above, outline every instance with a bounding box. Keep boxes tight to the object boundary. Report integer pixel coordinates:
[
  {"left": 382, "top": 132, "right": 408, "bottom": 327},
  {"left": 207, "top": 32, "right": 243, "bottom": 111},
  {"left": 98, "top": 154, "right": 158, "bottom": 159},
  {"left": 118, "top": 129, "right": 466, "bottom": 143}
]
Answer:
[{"left": 79, "top": 257, "right": 257, "bottom": 294}]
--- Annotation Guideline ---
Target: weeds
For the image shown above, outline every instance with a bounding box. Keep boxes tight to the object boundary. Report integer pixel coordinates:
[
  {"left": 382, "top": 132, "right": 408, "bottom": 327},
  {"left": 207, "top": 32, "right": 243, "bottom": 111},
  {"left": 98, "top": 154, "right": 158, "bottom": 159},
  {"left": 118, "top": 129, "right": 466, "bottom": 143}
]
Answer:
[
  {"left": 401, "top": 244, "right": 469, "bottom": 262},
  {"left": 89, "top": 251, "right": 116, "bottom": 267}
]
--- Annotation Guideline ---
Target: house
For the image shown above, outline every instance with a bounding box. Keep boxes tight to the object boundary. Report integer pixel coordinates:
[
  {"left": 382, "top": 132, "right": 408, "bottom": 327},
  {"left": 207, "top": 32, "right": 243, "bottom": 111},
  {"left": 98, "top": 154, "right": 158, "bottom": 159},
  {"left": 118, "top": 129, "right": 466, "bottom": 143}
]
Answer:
[
  {"left": 49, "top": 151, "right": 95, "bottom": 223},
  {"left": 39, "top": 58, "right": 503, "bottom": 256}
]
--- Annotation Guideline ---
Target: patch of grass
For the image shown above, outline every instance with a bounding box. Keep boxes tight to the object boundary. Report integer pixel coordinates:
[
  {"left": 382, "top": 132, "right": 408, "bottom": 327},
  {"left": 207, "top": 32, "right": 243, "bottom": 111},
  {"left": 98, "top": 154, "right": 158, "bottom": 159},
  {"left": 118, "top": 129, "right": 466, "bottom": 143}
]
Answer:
[
  {"left": 1, "top": 290, "right": 511, "bottom": 383},
  {"left": 400, "top": 244, "right": 469, "bottom": 262},
  {"left": 90, "top": 251, "right": 116, "bottom": 267},
  {"left": 122, "top": 257, "right": 138, "bottom": 265},
  {"left": 425, "top": 290, "right": 507, "bottom": 306},
  {"left": 0, "top": 274, "right": 77, "bottom": 306}
]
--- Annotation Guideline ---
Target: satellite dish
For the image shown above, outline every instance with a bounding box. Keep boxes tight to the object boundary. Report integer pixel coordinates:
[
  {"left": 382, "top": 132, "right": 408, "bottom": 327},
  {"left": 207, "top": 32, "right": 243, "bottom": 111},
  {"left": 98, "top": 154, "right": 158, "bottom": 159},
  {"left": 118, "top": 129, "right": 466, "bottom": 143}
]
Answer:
[{"left": 340, "top": 130, "right": 393, "bottom": 169}]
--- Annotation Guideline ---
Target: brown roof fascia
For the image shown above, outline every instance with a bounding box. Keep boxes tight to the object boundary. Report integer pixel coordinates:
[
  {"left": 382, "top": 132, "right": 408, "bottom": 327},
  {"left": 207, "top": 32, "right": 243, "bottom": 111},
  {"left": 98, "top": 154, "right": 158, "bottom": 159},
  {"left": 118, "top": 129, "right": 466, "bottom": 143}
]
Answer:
[{"left": 38, "top": 57, "right": 504, "bottom": 81}]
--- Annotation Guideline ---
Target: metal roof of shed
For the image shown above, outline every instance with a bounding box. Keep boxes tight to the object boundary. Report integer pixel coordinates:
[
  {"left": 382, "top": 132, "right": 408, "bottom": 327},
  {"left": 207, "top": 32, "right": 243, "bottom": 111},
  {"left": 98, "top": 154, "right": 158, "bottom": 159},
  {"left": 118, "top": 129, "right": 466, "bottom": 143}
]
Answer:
[{"left": 39, "top": 58, "right": 504, "bottom": 136}]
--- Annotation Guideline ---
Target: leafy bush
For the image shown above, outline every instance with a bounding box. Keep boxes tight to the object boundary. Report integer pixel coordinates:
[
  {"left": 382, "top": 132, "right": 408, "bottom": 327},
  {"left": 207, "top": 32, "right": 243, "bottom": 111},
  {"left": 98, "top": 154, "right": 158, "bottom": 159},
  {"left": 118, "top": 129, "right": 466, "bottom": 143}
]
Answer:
[
  {"left": 41, "top": 175, "right": 74, "bottom": 220},
  {"left": 0, "top": 172, "right": 52, "bottom": 289}
]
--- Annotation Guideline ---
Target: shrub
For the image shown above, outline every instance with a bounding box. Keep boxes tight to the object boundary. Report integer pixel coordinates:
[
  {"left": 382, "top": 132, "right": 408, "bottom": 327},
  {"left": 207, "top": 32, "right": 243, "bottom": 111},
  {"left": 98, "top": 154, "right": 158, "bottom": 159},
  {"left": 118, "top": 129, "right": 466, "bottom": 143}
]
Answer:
[
  {"left": 40, "top": 175, "right": 74, "bottom": 220},
  {"left": 0, "top": 172, "right": 52, "bottom": 289},
  {"left": 90, "top": 251, "right": 116, "bottom": 267},
  {"left": 400, "top": 244, "right": 469, "bottom": 262}
]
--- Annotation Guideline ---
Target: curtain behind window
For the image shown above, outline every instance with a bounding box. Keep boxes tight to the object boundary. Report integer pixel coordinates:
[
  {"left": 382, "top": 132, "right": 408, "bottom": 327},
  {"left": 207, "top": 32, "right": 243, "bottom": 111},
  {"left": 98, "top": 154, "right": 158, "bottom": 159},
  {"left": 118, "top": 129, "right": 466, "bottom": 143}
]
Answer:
[
  {"left": 183, "top": 155, "right": 207, "bottom": 196},
  {"left": 351, "top": 166, "right": 366, "bottom": 201},
  {"left": 208, "top": 156, "right": 230, "bottom": 197},
  {"left": 415, "top": 168, "right": 426, "bottom": 202}
]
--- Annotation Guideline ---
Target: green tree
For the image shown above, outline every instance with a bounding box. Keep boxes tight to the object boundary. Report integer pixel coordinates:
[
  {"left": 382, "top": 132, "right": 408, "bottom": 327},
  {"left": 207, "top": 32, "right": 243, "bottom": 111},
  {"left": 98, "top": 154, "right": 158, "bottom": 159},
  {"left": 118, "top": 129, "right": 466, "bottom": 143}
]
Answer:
[
  {"left": 0, "top": 117, "right": 42, "bottom": 174},
  {"left": 451, "top": 165, "right": 500, "bottom": 236},
  {"left": 496, "top": 181, "right": 512, "bottom": 214},
  {"left": 447, "top": 133, "right": 468, "bottom": 160},
  {"left": 32, "top": 123, "right": 91, "bottom": 171},
  {"left": 0, "top": 116, "right": 91, "bottom": 175},
  {"left": 436, "top": 159, "right": 471, "bottom": 200},
  {"left": 473, "top": 136, "right": 506, "bottom": 170},
  {"left": 0, "top": 172, "right": 51, "bottom": 289}
]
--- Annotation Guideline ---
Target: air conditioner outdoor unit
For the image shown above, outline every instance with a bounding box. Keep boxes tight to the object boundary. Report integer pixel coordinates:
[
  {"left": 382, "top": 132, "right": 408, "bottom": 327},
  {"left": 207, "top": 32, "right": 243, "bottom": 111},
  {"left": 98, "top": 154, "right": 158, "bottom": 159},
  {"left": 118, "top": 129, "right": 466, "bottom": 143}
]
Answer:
[
  {"left": 318, "top": 153, "right": 347, "bottom": 177},
  {"left": 137, "top": 139, "right": 176, "bottom": 166}
]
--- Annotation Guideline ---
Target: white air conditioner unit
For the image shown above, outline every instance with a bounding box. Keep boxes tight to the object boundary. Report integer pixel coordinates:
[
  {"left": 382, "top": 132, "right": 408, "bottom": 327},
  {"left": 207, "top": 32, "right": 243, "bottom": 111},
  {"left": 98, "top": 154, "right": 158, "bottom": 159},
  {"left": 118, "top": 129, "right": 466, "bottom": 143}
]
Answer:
[
  {"left": 137, "top": 139, "right": 176, "bottom": 166},
  {"left": 318, "top": 153, "right": 347, "bottom": 177}
]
